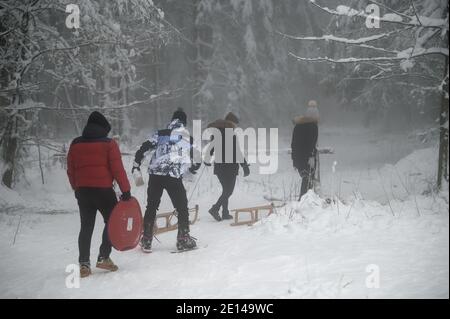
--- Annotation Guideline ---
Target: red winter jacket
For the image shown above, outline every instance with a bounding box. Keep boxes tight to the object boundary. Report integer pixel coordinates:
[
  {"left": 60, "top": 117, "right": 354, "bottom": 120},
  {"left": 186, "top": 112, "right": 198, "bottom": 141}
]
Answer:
[{"left": 67, "top": 135, "right": 131, "bottom": 193}]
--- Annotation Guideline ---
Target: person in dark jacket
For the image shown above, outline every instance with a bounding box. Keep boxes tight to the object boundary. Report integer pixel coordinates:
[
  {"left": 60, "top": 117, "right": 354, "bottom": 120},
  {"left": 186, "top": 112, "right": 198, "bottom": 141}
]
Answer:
[
  {"left": 206, "top": 112, "right": 250, "bottom": 221},
  {"left": 291, "top": 101, "right": 319, "bottom": 201},
  {"left": 67, "top": 111, "right": 131, "bottom": 278},
  {"left": 132, "top": 108, "right": 200, "bottom": 253}
]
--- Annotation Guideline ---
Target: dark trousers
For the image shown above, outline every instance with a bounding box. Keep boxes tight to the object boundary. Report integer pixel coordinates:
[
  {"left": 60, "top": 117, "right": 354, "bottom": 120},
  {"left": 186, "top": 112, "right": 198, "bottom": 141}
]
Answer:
[
  {"left": 75, "top": 188, "right": 117, "bottom": 264},
  {"left": 143, "top": 174, "right": 189, "bottom": 238},
  {"left": 212, "top": 172, "right": 237, "bottom": 214},
  {"left": 299, "top": 165, "right": 315, "bottom": 201}
]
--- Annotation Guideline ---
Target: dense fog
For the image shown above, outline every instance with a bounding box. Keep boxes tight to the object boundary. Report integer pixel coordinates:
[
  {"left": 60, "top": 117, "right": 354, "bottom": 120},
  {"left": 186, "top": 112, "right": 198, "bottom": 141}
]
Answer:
[{"left": 0, "top": 0, "right": 448, "bottom": 300}]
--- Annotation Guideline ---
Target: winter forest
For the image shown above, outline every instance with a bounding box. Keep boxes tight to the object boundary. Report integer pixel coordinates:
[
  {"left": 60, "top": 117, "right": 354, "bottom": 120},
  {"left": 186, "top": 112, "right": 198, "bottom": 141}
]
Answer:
[{"left": 0, "top": 0, "right": 448, "bottom": 299}]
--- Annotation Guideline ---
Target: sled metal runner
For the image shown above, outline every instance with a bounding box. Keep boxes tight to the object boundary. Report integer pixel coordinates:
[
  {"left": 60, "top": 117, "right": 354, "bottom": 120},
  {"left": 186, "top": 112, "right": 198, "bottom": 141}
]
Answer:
[
  {"left": 154, "top": 205, "right": 199, "bottom": 234},
  {"left": 230, "top": 204, "right": 274, "bottom": 226}
]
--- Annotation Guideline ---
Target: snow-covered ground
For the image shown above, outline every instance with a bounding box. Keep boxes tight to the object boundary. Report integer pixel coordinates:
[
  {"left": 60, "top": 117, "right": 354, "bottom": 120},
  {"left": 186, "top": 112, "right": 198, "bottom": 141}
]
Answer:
[{"left": 0, "top": 126, "right": 448, "bottom": 298}]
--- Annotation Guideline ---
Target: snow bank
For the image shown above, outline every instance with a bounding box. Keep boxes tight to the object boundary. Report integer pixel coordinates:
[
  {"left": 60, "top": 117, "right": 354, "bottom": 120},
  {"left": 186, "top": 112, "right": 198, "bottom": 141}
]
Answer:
[
  {"left": 256, "top": 145, "right": 445, "bottom": 235},
  {"left": 256, "top": 146, "right": 446, "bottom": 236},
  {"left": 257, "top": 189, "right": 448, "bottom": 235},
  {"left": 251, "top": 187, "right": 448, "bottom": 298},
  {"left": 379, "top": 146, "right": 438, "bottom": 196},
  {"left": 0, "top": 151, "right": 76, "bottom": 213},
  {"left": 0, "top": 184, "right": 24, "bottom": 210}
]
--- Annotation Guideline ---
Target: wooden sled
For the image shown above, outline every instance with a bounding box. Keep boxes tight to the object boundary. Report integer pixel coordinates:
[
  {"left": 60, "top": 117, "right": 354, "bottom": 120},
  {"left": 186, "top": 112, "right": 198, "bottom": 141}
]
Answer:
[
  {"left": 153, "top": 205, "right": 199, "bottom": 235},
  {"left": 230, "top": 204, "right": 274, "bottom": 226}
]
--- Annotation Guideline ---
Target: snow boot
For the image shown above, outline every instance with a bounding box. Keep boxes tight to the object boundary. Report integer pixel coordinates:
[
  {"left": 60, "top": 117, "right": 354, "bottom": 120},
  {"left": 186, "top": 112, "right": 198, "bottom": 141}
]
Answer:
[
  {"left": 96, "top": 257, "right": 118, "bottom": 272},
  {"left": 222, "top": 210, "right": 233, "bottom": 220},
  {"left": 140, "top": 236, "right": 153, "bottom": 253},
  {"left": 79, "top": 262, "right": 91, "bottom": 278},
  {"left": 176, "top": 229, "right": 197, "bottom": 251},
  {"left": 208, "top": 206, "right": 222, "bottom": 222}
]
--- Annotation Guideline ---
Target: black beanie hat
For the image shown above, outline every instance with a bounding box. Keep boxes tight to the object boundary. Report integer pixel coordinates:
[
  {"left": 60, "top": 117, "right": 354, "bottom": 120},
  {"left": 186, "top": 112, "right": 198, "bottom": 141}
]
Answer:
[
  {"left": 172, "top": 108, "right": 187, "bottom": 125},
  {"left": 87, "top": 111, "right": 111, "bottom": 133}
]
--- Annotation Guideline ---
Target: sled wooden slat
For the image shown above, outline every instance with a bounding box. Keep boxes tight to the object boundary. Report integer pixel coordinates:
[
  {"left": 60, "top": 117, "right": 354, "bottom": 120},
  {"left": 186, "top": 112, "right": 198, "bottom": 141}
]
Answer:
[
  {"left": 154, "top": 205, "right": 199, "bottom": 234},
  {"left": 230, "top": 204, "right": 273, "bottom": 226}
]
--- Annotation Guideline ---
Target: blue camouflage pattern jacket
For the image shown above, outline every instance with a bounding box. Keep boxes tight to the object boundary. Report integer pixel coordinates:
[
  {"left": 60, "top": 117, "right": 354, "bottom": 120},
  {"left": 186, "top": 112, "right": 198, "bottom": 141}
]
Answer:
[{"left": 134, "top": 119, "right": 200, "bottom": 179}]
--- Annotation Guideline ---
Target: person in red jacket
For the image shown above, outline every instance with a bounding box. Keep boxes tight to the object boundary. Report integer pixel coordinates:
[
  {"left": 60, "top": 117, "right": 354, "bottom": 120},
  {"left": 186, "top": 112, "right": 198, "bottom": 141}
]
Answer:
[{"left": 67, "top": 111, "right": 131, "bottom": 278}]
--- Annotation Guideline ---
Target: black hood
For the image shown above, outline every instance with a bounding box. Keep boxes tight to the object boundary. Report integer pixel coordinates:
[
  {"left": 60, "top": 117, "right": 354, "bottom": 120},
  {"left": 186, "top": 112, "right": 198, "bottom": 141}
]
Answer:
[
  {"left": 82, "top": 111, "right": 111, "bottom": 138},
  {"left": 171, "top": 108, "right": 187, "bottom": 126}
]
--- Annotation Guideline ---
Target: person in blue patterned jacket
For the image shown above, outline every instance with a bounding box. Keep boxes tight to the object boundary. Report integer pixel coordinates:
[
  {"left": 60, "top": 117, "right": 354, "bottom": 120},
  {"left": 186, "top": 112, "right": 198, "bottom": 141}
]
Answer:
[{"left": 132, "top": 108, "right": 200, "bottom": 252}]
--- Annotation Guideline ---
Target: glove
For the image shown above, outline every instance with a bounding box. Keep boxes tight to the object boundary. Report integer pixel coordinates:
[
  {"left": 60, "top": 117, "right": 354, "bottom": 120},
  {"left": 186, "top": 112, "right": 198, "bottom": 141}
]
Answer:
[
  {"left": 308, "top": 156, "right": 315, "bottom": 167},
  {"left": 132, "top": 161, "right": 141, "bottom": 174},
  {"left": 243, "top": 165, "right": 250, "bottom": 177},
  {"left": 120, "top": 191, "right": 131, "bottom": 201}
]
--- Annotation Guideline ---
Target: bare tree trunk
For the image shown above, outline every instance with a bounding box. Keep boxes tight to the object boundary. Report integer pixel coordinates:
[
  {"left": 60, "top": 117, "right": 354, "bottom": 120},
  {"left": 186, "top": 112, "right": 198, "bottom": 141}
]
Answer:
[
  {"left": 1, "top": 116, "right": 18, "bottom": 188},
  {"left": 192, "top": 0, "right": 203, "bottom": 124},
  {"left": 191, "top": 0, "right": 213, "bottom": 126},
  {"left": 154, "top": 49, "right": 162, "bottom": 128},
  {"left": 64, "top": 85, "right": 81, "bottom": 136},
  {"left": 36, "top": 136, "right": 45, "bottom": 185},
  {"left": 1, "top": 5, "right": 30, "bottom": 188},
  {"left": 437, "top": 55, "right": 449, "bottom": 190}
]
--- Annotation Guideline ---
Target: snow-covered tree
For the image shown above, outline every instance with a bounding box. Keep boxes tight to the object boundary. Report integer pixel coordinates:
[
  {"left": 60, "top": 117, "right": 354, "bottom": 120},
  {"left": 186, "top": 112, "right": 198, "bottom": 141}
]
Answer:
[
  {"left": 0, "top": 0, "right": 170, "bottom": 188},
  {"left": 177, "top": 0, "right": 325, "bottom": 127}
]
